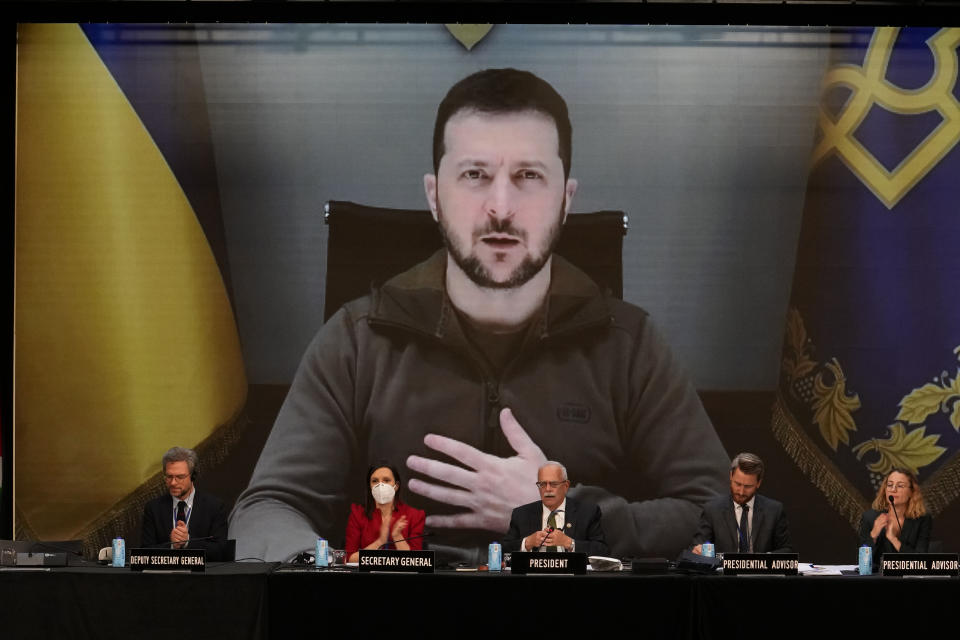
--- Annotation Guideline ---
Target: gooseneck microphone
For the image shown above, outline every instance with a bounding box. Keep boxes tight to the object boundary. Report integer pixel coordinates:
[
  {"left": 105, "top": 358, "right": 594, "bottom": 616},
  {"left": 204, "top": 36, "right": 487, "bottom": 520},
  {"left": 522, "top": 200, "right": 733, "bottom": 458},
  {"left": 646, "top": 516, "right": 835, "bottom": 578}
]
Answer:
[
  {"left": 537, "top": 509, "right": 565, "bottom": 551},
  {"left": 139, "top": 535, "right": 220, "bottom": 550},
  {"left": 377, "top": 532, "right": 433, "bottom": 550},
  {"left": 889, "top": 495, "right": 904, "bottom": 533}
]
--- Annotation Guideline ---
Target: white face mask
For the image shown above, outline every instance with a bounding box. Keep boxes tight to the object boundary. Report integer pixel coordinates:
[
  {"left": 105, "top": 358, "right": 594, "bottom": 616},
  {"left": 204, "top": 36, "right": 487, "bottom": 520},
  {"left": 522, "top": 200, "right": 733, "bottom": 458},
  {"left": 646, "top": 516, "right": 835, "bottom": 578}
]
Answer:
[{"left": 371, "top": 482, "right": 396, "bottom": 505}]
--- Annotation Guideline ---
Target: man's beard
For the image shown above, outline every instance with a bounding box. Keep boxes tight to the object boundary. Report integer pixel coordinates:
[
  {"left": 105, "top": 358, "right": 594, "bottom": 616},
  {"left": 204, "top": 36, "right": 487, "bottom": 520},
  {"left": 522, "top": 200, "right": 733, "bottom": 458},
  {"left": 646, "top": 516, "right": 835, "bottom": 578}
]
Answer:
[{"left": 436, "top": 199, "right": 566, "bottom": 290}]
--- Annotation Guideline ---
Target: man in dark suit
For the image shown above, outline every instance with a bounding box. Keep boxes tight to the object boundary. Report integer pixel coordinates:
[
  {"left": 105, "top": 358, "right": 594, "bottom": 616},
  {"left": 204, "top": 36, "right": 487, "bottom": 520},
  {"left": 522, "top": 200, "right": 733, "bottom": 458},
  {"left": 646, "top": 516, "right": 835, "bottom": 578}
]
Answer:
[
  {"left": 141, "top": 446, "right": 230, "bottom": 561},
  {"left": 503, "top": 461, "right": 609, "bottom": 556},
  {"left": 690, "top": 452, "right": 793, "bottom": 554}
]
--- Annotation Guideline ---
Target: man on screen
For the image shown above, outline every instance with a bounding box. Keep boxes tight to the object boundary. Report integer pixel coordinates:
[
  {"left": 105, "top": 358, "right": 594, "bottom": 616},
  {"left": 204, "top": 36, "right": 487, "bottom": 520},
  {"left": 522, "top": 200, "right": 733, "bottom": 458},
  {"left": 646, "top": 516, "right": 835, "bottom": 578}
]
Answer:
[
  {"left": 229, "top": 68, "right": 729, "bottom": 563},
  {"left": 141, "top": 447, "right": 230, "bottom": 560},
  {"left": 503, "top": 461, "right": 608, "bottom": 555},
  {"left": 690, "top": 452, "right": 793, "bottom": 554}
]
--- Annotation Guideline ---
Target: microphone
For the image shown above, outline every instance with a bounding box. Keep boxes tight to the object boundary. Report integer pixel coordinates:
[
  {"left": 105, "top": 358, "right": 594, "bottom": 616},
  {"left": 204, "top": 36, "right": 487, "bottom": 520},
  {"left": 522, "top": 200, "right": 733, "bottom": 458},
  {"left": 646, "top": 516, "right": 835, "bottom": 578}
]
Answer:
[
  {"left": 889, "top": 495, "right": 903, "bottom": 533},
  {"left": 137, "top": 535, "right": 220, "bottom": 550},
  {"left": 377, "top": 532, "right": 432, "bottom": 550},
  {"left": 734, "top": 510, "right": 752, "bottom": 553},
  {"left": 537, "top": 509, "right": 565, "bottom": 552},
  {"left": 734, "top": 521, "right": 747, "bottom": 552}
]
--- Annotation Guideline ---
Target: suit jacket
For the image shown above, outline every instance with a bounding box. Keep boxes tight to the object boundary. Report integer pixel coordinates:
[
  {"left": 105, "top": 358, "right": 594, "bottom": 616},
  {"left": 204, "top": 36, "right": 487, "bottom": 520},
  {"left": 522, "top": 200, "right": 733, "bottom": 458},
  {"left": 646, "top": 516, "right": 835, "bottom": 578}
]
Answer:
[
  {"left": 502, "top": 498, "right": 609, "bottom": 556},
  {"left": 690, "top": 494, "right": 793, "bottom": 554},
  {"left": 858, "top": 509, "right": 931, "bottom": 568},
  {"left": 344, "top": 502, "right": 426, "bottom": 556},
  {"left": 141, "top": 491, "right": 230, "bottom": 561}
]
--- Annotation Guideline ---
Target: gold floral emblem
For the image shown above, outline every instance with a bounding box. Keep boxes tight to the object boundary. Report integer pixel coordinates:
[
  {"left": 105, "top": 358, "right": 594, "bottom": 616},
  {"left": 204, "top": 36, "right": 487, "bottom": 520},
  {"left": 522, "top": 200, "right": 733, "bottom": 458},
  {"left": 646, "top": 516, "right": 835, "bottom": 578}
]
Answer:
[
  {"left": 852, "top": 423, "right": 946, "bottom": 476},
  {"left": 812, "top": 358, "right": 861, "bottom": 451},
  {"left": 776, "top": 308, "right": 959, "bottom": 520},
  {"left": 811, "top": 27, "right": 960, "bottom": 209}
]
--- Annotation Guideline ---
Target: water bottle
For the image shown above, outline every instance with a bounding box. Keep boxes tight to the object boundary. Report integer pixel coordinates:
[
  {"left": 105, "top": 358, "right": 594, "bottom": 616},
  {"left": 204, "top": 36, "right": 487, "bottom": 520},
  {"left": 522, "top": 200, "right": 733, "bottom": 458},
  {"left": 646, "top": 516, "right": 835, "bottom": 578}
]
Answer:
[
  {"left": 315, "top": 538, "right": 329, "bottom": 567},
  {"left": 488, "top": 542, "right": 502, "bottom": 571},
  {"left": 858, "top": 544, "right": 872, "bottom": 575},
  {"left": 112, "top": 537, "right": 125, "bottom": 568}
]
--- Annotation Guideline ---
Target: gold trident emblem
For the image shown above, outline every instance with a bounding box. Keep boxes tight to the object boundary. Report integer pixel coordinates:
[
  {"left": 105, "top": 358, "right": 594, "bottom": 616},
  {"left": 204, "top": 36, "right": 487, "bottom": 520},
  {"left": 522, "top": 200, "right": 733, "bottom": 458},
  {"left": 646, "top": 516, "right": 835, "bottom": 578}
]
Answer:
[{"left": 811, "top": 28, "right": 960, "bottom": 209}]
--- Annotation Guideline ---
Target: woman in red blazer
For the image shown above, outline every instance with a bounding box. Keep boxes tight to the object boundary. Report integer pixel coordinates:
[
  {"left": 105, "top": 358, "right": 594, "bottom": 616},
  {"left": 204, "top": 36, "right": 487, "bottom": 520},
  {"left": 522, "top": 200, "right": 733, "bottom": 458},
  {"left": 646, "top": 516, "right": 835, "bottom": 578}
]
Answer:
[{"left": 345, "top": 461, "right": 426, "bottom": 562}]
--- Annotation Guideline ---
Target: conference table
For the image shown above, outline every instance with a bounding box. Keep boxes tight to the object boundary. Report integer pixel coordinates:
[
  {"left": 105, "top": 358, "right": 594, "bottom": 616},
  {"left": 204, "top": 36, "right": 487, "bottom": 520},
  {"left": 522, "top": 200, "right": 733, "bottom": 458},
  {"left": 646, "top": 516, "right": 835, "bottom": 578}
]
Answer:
[{"left": 3, "top": 562, "right": 958, "bottom": 638}]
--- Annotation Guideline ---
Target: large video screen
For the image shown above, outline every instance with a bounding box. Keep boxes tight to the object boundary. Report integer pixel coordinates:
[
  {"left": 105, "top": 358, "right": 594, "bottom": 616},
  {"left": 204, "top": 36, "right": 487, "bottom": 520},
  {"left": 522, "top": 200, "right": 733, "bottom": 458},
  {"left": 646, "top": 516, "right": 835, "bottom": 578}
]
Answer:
[{"left": 13, "top": 23, "right": 960, "bottom": 563}]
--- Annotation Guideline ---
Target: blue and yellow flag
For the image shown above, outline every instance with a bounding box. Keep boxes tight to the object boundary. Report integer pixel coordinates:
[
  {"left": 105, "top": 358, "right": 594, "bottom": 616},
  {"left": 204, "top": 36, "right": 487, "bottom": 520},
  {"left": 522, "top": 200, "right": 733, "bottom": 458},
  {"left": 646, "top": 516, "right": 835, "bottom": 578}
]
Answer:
[
  {"left": 15, "top": 24, "right": 247, "bottom": 550},
  {"left": 774, "top": 27, "right": 960, "bottom": 527}
]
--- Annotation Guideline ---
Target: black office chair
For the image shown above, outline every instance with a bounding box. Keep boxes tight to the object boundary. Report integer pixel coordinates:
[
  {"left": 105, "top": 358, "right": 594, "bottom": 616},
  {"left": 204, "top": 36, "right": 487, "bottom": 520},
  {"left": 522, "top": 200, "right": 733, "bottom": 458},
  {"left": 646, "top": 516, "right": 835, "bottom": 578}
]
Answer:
[{"left": 322, "top": 200, "right": 628, "bottom": 321}]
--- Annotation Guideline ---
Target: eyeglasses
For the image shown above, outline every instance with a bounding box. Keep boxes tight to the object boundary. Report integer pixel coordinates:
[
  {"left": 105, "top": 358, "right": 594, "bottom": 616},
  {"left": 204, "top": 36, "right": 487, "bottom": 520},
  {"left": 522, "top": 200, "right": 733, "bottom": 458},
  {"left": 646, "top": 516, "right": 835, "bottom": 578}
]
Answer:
[
  {"left": 536, "top": 481, "right": 568, "bottom": 489},
  {"left": 165, "top": 474, "right": 190, "bottom": 482},
  {"left": 886, "top": 482, "right": 910, "bottom": 490}
]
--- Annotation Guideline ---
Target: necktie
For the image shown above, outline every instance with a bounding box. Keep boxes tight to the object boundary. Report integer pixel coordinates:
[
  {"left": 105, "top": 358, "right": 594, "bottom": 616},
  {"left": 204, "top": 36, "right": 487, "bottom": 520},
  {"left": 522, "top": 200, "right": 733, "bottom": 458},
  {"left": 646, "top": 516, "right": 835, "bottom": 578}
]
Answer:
[
  {"left": 547, "top": 512, "right": 559, "bottom": 552},
  {"left": 738, "top": 504, "right": 750, "bottom": 552},
  {"left": 177, "top": 500, "right": 187, "bottom": 525}
]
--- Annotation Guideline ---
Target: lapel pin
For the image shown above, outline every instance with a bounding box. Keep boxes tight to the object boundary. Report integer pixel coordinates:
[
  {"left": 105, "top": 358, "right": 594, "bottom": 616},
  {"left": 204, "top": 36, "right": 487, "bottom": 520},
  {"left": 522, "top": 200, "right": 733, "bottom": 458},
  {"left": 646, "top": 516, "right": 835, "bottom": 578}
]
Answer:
[{"left": 566, "top": 522, "right": 572, "bottom": 528}]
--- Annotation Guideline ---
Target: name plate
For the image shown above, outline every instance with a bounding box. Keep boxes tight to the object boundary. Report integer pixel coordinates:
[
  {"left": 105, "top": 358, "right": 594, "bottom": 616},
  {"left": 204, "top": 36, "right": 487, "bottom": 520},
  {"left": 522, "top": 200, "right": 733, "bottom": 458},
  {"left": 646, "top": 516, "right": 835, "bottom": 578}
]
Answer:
[
  {"left": 881, "top": 553, "right": 960, "bottom": 577},
  {"left": 510, "top": 552, "right": 587, "bottom": 575},
  {"left": 129, "top": 548, "right": 205, "bottom": 572},
  {"left": 358, "top": 549, "right": 435, "bottom": 573},
  {"left": 722, "top": 553, "right": 798, "bottom": 576}
]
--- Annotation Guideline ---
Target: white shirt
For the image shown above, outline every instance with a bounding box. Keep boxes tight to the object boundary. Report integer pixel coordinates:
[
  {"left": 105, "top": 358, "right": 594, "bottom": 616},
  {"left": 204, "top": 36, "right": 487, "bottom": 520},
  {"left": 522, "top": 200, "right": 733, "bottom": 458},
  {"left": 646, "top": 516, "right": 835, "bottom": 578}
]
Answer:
[{"left": 733, "top": 496, "right": 755, "bottom": 552}]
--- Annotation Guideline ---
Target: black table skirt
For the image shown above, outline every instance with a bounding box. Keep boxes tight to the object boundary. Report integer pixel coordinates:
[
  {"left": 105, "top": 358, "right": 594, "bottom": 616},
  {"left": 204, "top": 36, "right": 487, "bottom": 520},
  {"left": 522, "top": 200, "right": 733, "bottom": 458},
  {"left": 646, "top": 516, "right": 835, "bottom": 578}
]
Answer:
[
  {"left": 1, "top": 562, "right": 275, "bottom": 640},
  {"left": 268, "top": 570, "right": 693, "bottom": 637},
  {"left": 3, "top": 564, "right": 959, "bottom": 639}
]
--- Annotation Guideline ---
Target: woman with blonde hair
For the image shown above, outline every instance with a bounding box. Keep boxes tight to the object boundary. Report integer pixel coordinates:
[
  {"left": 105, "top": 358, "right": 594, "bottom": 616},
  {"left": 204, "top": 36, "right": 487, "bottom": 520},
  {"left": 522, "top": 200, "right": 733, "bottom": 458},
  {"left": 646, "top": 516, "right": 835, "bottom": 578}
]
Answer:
[{"left": 858, "top": 467, "right": 931, "bottom": 568}]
